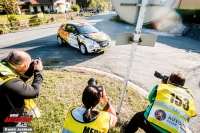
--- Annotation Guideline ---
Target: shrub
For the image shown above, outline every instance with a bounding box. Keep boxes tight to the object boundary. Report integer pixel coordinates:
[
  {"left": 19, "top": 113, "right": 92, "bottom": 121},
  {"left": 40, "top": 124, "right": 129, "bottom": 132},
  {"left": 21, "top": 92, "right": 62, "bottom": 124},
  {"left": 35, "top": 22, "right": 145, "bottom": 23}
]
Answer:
[
  {"left": 0, "top": 28, "right": 4, "bottom": 34},
  {"left": 29, "top": 15, "right": 42, "bottom": 27},
  {"left": 8, "top": 14, "right": 18, "bottom": 22},
  {"left": 71, "top": 5, "right": 80, "bottom": 12}
]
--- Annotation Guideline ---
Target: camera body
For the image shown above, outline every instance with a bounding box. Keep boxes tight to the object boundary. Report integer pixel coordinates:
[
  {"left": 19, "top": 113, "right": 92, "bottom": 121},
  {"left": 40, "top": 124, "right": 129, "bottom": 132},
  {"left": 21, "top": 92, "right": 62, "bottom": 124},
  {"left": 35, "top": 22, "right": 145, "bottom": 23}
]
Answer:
[
  {"left": 154, "top": 71, "right": 169, "bottom": 84},
  {"left": 24, "top": 58, "right": 41, "bottom": 77},
  {"left": 87, "top": 78, "right": 103, "bottom": 92}
]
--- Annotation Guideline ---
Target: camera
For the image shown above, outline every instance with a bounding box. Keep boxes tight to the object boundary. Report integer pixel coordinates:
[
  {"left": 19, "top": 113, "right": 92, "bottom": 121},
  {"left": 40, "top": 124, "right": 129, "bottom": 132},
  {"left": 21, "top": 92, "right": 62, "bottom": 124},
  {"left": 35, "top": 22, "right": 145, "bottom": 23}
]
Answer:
[
  {"left": 88, "top": 78, "right": 103, "bottom": 92},
  {"left": 154, "top": 71, "right": 169, "bottom": 84},
  {"left": 24, "top": 58, "right": 41, "bottom": 77}
]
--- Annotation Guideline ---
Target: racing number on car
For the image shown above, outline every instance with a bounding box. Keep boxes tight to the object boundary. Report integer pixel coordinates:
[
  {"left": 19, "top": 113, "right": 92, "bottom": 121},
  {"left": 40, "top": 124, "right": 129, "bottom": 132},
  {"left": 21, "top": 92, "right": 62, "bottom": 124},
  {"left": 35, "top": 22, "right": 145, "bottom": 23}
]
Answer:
[{"left": 170, "top": 93, "right": 189, "bottom": 111}]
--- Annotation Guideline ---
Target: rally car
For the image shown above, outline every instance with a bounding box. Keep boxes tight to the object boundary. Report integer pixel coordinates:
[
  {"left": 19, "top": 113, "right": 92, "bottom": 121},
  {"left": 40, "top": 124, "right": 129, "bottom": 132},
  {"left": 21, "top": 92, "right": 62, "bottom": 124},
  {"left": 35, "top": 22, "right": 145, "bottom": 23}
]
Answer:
[{"left": 57, "top": 22, "right": 111, "bottom": 54}]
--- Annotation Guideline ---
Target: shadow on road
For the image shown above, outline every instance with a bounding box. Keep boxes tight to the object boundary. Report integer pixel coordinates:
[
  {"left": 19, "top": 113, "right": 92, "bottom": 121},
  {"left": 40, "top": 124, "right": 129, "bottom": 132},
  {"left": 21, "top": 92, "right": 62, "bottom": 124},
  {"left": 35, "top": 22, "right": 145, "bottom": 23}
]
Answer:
[{"left": 1, "top": 34, "right": 103, "bottom": 67}]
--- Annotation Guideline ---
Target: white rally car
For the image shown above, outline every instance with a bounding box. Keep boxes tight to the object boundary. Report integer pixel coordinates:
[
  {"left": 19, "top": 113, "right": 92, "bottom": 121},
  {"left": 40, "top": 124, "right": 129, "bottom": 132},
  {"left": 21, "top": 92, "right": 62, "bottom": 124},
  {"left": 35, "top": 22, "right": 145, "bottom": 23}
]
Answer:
[{"left": 57, "top": 22, "right": 111, "bottom": 54}]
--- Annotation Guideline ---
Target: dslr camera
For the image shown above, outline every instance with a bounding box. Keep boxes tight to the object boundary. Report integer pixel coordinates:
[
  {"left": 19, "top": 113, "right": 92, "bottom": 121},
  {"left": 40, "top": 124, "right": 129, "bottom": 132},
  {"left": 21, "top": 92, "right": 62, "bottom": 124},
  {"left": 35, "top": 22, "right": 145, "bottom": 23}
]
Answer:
[
  {"left": 154, "top": 71, "right": 169, "bottom": 84},
  {"left": 24, "top": 58, "right": 41, "bottom": 77},
  {"left": 87, "top": 78, "right": 103, "bottom": 92}
]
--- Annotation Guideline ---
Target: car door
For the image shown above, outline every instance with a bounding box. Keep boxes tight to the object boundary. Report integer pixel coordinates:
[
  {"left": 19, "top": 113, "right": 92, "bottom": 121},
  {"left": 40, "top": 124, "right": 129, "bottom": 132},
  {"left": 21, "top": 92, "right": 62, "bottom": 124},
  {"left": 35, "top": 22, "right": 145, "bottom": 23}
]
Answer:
[{"left": 66, "top": 25, "right": 79, "bottom": 49}]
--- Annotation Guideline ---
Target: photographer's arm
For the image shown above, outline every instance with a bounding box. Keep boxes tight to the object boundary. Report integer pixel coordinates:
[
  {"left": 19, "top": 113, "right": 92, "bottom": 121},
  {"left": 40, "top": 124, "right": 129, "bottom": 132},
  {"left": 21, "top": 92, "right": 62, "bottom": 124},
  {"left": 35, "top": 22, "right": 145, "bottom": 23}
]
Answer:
[
  {"left": 3, "top": 59, "right": 43, "bottom": 98},
  {"left": 148, "top": 85, "right": 157, "bottom": 102},
  {"left": 101, "top": 88, "right": 117, "bottom": 127}
]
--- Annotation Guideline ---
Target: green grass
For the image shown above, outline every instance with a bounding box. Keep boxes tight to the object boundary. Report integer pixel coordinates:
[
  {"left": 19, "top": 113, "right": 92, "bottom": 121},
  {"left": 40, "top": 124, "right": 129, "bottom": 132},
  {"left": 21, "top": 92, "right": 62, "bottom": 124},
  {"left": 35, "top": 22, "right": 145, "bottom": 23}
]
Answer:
[
  {"left": 27, "top": 68, "right": 149, "bottom": 133},
  {"left": 0, "top": 15, "right": 35, "bottom": 22}
]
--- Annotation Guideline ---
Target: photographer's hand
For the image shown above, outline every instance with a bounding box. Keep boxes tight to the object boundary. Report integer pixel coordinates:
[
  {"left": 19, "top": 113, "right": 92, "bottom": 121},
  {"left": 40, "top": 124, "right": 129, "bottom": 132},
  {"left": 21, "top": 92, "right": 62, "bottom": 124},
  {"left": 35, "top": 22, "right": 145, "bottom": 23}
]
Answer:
[{"left": 34, "top": 59, "right": 43, "bottom": 71}]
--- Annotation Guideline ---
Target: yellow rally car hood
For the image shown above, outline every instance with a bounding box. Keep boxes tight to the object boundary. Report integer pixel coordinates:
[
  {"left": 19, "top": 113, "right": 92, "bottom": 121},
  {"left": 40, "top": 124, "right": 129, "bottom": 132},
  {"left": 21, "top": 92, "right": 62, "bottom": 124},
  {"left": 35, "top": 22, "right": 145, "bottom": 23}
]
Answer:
[{"left": 83, "top": 32, "right": 108, "bottom": 42}]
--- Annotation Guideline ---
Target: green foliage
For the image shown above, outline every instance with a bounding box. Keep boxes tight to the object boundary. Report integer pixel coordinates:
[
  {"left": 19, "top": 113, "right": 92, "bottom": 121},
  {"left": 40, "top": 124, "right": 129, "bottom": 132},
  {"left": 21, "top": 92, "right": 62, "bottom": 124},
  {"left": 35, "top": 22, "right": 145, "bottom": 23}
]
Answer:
[
  {"left": 76, "top": 0, "right": 92, "bottom": 9},
  {"left": 0, "top": 0, "right": 18, "bottom": 14},
  {"left": 29, "top": 15, "right": 42, "bottom": 27},
  {"left": 90, "top": 1, "right": 97, "bottom": 9},
  {"left": 71, "top": 4, "right": 80, "bottom": 12},
  {"left": 0, "top": 27, "right": 4, "bottom": 34},
  {"left": 8, "top": 14, "right": 17, "bottom": 21},
  {"left": 175, "top": 8, "right": 200, "bottom": 24}
]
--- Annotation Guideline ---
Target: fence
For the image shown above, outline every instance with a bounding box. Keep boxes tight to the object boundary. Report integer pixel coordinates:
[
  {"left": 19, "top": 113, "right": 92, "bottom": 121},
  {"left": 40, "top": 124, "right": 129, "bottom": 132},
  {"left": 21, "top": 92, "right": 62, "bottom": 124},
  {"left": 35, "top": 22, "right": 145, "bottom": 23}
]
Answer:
[{"left": 0, "top": 12, "right": 79, "bottom": 34}]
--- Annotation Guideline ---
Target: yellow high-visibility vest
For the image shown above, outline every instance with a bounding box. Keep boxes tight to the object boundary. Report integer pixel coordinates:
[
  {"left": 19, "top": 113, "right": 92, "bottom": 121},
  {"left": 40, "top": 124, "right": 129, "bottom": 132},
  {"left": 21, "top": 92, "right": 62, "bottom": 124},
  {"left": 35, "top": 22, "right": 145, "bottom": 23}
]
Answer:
[
  {"left": 0, "top": 62, "right": 40, "bottom": 118},
  {"left": 147, "top": 84, "right": 196, "bottom": 133},
  {"left": 63, "top": 107, "right": 110, "bottom": 133}
]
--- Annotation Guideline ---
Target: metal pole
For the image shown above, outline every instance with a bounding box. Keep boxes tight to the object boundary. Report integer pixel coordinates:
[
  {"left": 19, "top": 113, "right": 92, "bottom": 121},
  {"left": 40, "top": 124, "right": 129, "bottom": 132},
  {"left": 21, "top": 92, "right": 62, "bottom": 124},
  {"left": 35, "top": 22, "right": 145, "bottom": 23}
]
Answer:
[{"left": 117, "top": 0, "right": 149, "bottom": 114}]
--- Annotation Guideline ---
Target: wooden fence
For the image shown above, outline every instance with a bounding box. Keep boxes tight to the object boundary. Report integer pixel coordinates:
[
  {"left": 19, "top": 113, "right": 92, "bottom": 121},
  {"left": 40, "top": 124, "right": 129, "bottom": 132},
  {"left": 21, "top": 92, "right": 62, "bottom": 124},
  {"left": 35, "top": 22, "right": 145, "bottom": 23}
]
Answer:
[{"left": 0, "top": 12, "right": 79, "bottom": 34}]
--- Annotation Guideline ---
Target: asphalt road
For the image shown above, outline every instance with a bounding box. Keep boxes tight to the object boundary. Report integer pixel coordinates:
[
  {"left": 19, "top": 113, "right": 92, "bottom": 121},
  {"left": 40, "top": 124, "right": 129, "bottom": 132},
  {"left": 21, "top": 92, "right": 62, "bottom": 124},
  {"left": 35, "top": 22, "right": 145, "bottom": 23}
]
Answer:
[{"left": 0, "top": 12, "right": 200, "bottom": 132}]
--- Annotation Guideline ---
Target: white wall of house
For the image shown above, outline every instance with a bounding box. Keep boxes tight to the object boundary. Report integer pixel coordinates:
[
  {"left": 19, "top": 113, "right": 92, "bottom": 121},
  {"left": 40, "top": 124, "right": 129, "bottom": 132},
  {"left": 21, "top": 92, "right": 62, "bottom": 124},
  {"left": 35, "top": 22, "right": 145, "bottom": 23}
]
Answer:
[
  {"left": 29, "top": 5, "right": 53, "bottom": 13},
  {"left": 53, "top": 0, "right": 71, "bottom": 13},
  {"left": 37, "top": 6, "right": 41, "bottom": 12},
  {"left": 30, "top": 6, "right": 34, "bottom": 12}
]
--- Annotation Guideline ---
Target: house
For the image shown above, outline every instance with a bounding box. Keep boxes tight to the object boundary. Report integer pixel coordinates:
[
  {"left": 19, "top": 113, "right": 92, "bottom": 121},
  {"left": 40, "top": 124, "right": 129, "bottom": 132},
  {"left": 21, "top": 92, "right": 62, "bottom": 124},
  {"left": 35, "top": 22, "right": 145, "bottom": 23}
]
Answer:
[
  {"left": 53, "top": 0, "right": 71, "bottom": 13},
  {"left": 29, "top": 0, "right": 53, "bottom": 13},
  {"left": 18, "top": 0, "right": 71, "bottom": 14},
  {"left": 179, "top": 0, "right": 200, "bottom": 8}
]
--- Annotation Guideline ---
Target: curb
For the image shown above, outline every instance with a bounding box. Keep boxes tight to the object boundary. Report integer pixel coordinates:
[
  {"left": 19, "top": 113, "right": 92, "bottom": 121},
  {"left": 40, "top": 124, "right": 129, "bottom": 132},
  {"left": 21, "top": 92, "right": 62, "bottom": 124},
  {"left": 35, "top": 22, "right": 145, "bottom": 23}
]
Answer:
[{"left": 44, "top": 66, "right": 149, "bottom": 97}]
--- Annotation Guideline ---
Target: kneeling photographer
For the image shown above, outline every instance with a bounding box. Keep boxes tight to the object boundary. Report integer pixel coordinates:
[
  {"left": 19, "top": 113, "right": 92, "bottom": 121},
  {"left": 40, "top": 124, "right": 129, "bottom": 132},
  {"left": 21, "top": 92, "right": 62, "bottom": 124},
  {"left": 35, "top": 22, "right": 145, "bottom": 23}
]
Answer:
[
  {"left": 123, "top": 71, "right": 196, "bottom": 133},
  {"left": 0, "top": 51, "right": 43, "bottom": 132},
  {"left": 62, "top": 78, "right": 117, "bottom": 133}
]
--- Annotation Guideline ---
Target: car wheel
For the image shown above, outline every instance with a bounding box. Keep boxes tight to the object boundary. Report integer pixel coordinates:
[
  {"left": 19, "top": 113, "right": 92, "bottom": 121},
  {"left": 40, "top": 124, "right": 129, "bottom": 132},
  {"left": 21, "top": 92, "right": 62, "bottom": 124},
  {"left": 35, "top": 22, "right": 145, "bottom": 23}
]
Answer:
[
  {"left": 80, "top": 44, "right": 88, "bottom": 55},
  {"left": 57, "top": 36, "right": 64, "bottom": 45}
]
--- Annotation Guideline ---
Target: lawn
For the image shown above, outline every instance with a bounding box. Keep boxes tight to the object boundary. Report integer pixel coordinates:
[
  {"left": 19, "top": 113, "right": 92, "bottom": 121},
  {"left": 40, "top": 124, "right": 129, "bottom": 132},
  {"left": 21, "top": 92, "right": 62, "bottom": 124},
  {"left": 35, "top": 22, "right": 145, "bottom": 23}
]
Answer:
[
  {"left": 0, "top": 15, "right": 35, "bottom": 22},
  {"left": 28, "top": 68, "right": 149, "bottom": 133}
]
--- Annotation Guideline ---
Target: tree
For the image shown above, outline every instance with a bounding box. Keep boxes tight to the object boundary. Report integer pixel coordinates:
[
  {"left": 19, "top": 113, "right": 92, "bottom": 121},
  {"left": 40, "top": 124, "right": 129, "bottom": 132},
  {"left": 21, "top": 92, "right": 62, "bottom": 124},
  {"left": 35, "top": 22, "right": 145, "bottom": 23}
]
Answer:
[
  {"left": 90, "top": 1, "right": 97, "bottom": 9},
  {"left": 76, "top": 0, "right": 92, "bottom": 9},
  {"left": 0, "top": 0, "right": 18, "bottom": 15}
]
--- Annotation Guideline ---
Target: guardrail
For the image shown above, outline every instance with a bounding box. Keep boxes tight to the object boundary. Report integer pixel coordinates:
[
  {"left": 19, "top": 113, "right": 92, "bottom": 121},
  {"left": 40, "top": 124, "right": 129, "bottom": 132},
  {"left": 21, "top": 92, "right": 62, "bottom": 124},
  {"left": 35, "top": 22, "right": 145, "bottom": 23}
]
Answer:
[{"left": 0, "top": 12, "right": 79, "bottom": 34}]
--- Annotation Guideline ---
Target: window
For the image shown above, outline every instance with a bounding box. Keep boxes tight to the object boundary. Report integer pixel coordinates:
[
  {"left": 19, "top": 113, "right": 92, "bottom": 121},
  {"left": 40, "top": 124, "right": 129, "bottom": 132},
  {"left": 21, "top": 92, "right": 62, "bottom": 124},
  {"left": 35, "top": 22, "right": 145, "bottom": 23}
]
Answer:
[{"left": 66, "top": 4, "right": 68, "bottom": 8}]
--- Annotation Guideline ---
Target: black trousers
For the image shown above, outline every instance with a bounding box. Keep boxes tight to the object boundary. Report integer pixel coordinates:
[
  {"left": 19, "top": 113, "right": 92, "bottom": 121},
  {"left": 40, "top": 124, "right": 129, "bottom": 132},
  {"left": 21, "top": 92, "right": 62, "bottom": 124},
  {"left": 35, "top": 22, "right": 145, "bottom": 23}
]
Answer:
[{"left": 124, "top": 111, "right": 161, "bottom": 133}]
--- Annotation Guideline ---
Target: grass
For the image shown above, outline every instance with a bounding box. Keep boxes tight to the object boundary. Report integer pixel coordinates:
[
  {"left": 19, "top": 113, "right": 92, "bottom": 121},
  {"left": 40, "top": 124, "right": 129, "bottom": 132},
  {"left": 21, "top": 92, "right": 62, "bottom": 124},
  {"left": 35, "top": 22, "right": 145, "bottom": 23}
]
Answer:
[
  {"left": 0, "top": 15, "right": 35, "bottom": 22},
  {"left": 27, "top": 68, "right": 149, "bottom": 133}
]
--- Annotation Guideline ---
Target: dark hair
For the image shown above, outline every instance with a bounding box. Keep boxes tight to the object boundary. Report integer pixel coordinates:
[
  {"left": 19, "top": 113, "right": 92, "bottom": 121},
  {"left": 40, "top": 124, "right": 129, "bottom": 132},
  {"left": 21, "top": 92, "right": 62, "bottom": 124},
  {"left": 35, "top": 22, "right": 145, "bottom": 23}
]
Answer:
[
  {"left": 169, "top": 71, "right": 186, "bottom": 86},
  {"left": 82, "top": 85, "right": 101, "bottom": 122}
]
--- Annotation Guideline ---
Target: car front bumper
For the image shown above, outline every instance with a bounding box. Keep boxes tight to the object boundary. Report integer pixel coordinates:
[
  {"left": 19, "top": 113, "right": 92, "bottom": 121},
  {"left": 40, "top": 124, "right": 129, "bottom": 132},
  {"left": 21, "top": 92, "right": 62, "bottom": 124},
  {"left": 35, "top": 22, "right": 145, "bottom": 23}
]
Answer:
[{"left": 94, "top": 43, "right": 111, "bottom": 53}]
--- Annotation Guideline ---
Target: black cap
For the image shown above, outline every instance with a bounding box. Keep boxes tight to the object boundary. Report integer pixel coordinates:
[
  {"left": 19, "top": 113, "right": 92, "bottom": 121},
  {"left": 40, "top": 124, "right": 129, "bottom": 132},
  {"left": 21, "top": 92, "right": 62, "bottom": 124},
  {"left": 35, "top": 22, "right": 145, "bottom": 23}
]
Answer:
[{"left": 88, "top": 78, "right": 97, "bottom": 86}]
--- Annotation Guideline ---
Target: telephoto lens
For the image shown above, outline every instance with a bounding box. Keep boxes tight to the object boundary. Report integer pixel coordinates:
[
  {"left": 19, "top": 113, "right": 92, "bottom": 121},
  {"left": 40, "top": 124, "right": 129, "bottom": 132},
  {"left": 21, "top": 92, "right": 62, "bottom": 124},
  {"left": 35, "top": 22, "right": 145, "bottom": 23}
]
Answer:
[{"left": 88, "top": 78, "right": 97, "bottom": 86}]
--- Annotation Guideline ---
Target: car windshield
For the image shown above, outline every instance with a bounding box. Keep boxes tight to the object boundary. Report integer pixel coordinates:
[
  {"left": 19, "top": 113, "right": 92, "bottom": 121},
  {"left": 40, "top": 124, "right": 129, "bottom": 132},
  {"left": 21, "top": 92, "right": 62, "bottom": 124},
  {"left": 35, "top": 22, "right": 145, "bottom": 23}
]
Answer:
[{"left": 77, "top": 25, "right": 100, "bottom": 34}]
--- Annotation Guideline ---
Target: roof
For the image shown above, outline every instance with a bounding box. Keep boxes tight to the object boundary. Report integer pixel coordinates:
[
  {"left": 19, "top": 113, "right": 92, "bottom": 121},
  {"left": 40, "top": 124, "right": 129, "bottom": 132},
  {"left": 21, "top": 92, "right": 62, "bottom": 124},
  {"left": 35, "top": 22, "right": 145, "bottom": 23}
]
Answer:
[
  {"left": 29, "top": 0, "right": 53, "bottom": 5},
  {"left": 71, "top": 22, "right": 90, "bottom": 27}
]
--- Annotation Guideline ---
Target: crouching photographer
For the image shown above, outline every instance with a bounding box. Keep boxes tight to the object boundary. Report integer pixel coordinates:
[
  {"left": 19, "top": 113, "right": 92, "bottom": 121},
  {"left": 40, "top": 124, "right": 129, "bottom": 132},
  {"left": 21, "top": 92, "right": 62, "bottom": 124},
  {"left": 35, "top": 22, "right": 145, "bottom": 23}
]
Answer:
[
  {"left": 123, "top": 71, "right": 196, "bottom": 133},
  {"left": 0, "top": 51, "right": 43, "bottom": 132},
  {"left": 62, "top": 78, "right": 117, "bottom": 133}
]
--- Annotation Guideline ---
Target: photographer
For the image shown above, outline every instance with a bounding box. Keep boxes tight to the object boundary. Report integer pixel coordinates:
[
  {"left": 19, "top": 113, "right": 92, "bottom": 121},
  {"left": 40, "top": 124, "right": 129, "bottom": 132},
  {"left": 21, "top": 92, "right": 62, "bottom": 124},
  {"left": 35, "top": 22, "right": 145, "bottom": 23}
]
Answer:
[
  {"left": 62, "top": 83, "right": 117, "bottom": 133},
  {"left": 0, "top": 51, "right": 43, "bottom": 132},
  {"left": 123, "top": 71, "right": 196, "bottom": 133}
]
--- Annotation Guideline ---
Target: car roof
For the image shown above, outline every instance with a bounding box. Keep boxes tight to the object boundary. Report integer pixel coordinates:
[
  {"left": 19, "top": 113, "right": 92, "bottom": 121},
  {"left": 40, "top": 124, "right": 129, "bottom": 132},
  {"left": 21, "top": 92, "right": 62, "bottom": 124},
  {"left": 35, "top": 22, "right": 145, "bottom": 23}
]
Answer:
[{"left": 65, "top": 22, "right": 91, "bottom": 27}]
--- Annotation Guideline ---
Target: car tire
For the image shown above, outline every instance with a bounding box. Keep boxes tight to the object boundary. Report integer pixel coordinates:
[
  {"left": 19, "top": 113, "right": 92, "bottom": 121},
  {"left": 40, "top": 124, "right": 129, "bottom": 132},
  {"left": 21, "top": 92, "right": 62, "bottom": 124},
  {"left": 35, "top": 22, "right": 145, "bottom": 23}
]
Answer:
[
  {"left": 80, "top": 44, "right": 88, "bottom": 55},
  {"left": 57, "top": 36, "right": 64, "bottom": 45}
]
